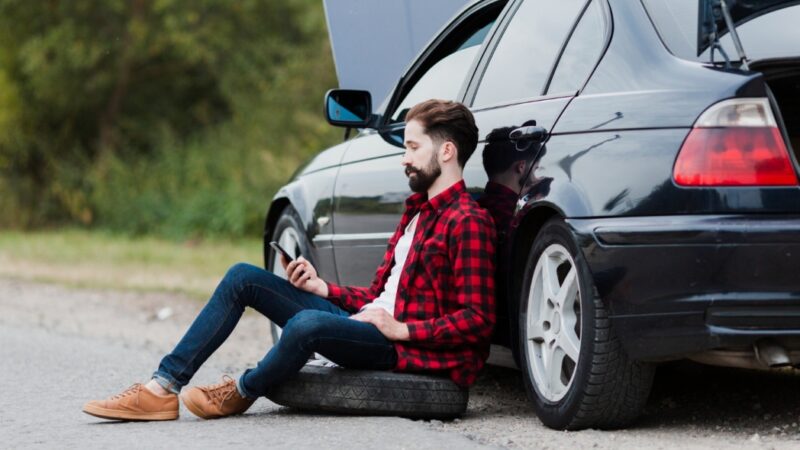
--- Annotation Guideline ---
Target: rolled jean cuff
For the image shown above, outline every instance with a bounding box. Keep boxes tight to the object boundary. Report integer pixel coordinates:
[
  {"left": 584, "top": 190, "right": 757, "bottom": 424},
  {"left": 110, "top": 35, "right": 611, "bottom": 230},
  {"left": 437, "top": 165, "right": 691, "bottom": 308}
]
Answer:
[
  {"left": 152, "top": 371, "right": 182, "bottom": 395},
  {"left": 237, "top": 370, "right": 257, "bottom": 400}
]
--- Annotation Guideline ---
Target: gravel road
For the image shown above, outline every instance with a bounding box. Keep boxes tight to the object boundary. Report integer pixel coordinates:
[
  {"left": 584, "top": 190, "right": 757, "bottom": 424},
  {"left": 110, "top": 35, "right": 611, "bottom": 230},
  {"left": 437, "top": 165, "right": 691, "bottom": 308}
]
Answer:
[{"left": 1, "top": 277, "right": 799, "bottom": 449}]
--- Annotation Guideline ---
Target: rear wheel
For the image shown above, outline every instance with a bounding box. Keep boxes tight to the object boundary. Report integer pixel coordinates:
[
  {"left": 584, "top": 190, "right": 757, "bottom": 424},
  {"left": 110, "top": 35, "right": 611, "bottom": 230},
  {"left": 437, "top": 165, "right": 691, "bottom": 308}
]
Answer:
[
  {"left": 266, "top": 205, "right": 310, "bottom": 343},
  {"left": 519, "top": 218, "right": 655, "bottom": 430}
]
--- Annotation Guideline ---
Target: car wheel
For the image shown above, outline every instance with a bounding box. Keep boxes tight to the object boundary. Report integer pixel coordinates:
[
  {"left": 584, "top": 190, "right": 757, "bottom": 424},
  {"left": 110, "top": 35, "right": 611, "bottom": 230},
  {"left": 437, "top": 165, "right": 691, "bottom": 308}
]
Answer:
[
  {"left": 519, "top": 218, "right": 655, "bottom": 430},
  {"left": 264, "top": 365, "right": 469, "bottom": 420},
  {"left": 266, "top": 205, "right": 310, "bottom": 344}
]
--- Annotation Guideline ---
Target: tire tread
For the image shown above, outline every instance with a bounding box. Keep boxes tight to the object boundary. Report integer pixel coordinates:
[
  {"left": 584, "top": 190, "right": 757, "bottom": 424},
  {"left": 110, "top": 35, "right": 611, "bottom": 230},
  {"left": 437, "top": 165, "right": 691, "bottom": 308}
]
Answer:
[{"left": 264, "top": 366, "right": 469, "bottom": 420}]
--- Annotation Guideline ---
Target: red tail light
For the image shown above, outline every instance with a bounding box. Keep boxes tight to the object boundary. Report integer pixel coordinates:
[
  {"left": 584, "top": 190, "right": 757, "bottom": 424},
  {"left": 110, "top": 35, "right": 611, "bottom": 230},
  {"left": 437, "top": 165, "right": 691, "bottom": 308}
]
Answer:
[{"left": 673, "top": 98, "right": 798, "bottom": 187}]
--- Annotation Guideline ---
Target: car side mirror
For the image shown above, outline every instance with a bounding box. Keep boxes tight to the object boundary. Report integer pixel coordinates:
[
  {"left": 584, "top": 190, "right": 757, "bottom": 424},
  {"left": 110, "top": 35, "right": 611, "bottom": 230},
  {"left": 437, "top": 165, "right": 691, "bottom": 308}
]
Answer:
[{"left": 324, "top": 89, "right": 373, "bottom": 128}]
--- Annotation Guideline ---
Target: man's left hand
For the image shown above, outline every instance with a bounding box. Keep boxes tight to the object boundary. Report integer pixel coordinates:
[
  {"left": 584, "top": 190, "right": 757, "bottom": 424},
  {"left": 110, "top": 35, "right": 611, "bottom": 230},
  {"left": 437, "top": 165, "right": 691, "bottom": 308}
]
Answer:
[{"left": 350, "top": 308, "right": 410, "bottom": 341}]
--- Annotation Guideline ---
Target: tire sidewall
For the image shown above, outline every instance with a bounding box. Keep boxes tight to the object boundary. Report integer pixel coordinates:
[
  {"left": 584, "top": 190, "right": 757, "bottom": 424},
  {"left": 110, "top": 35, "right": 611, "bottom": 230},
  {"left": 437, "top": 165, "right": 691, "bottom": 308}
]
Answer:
[{"left": 518, "top": 218, "right": 598, "bottom": 429}]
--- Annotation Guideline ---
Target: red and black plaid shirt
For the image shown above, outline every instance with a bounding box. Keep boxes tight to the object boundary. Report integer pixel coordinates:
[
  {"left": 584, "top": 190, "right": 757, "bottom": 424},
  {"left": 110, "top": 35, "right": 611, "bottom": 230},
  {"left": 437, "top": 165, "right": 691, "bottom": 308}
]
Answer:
[{"left": 325, "top": 180, "right": 497, "bottom": 387}]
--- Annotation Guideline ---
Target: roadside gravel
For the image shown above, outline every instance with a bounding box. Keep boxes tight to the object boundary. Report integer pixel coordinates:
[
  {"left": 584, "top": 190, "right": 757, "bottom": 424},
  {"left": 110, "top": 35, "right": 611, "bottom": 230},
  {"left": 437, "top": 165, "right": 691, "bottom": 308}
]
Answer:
[{"left": 1, "top": 277, "right": 798, "bottom": 449}]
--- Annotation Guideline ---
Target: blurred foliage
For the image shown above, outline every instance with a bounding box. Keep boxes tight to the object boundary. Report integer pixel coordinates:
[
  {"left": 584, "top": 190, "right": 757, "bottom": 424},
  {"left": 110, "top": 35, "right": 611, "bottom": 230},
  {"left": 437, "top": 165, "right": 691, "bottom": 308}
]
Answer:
[{"left": 0, "top": 0, "right": 340, "bottom": 237}]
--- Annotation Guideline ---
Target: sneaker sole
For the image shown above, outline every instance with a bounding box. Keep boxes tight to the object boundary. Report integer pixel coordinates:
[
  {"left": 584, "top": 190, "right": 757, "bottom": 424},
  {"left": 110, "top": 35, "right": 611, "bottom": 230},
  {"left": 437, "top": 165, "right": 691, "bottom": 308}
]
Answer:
[{"left": 82, "top": 404, "right": 178, "bottom": 421}]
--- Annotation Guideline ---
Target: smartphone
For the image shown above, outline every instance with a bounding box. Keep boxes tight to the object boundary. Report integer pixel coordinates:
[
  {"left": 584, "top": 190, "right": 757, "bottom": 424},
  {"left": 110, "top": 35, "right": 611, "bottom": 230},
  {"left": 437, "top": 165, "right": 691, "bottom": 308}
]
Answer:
[{"left": 269, "top": 241, "right": 295, "bottom": 263}]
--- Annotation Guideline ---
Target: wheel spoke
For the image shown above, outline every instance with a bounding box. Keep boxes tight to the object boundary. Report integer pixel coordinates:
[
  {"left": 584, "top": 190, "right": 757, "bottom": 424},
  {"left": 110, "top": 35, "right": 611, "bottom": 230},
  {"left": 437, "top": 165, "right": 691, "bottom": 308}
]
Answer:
[
  {"left": 527, "top": 319, "right": 546, "bottom": 342},
  {"left": 555, "top": 266, "right": 578, "bottom": 310},
  {"left": 558, "top": 327, "right": 580, "bottom": 362},
  {"left": 542, "top": 252, "right": 561, "bottom": 302},
  {"left": 546, "top": 347, "right": 566, "bottom": 391},
  {"left": 541, "top": 340, "right": 554, "bottom": 380}
]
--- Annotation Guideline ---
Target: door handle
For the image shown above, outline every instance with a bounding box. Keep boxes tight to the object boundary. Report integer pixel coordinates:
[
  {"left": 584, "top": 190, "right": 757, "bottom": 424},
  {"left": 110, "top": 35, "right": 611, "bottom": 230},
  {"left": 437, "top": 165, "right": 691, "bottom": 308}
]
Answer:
[{"left": 509, "top": 125, "right": 548, "bottom": 143}]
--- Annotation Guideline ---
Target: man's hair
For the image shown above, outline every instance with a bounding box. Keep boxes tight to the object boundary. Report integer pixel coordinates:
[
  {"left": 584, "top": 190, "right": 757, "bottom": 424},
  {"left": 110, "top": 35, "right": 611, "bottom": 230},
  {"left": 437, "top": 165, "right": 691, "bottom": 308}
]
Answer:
[{"left": 405, "top": 99, "right": 478, "bottom": 168}]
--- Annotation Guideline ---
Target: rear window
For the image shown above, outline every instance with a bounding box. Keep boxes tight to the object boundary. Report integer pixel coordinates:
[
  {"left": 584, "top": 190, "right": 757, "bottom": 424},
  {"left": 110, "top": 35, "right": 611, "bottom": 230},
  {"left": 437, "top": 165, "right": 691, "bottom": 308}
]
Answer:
[{"left": 642, "top": 0, "right": 800, "bottom": 63}]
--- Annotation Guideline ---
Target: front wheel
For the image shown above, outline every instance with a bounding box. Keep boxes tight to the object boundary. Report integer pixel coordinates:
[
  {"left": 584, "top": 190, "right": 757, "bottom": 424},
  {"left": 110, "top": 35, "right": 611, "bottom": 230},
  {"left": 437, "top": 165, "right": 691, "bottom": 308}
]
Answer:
[{"left": 518, "top": 218, "right": 654, "bottom": 430}]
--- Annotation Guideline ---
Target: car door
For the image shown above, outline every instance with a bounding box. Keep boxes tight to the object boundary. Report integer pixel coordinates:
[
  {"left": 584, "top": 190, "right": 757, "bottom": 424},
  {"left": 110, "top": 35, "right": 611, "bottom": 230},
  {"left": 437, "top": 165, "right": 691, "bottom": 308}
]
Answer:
[
  {"left": 463, "top": 0, "right": 611, "bottom": 333},
  {"left": 465, "top": 0, "right": 601, "bottom": 193},
  {"left": 329, "top": 0, "right": 510, "bottom": 286}
]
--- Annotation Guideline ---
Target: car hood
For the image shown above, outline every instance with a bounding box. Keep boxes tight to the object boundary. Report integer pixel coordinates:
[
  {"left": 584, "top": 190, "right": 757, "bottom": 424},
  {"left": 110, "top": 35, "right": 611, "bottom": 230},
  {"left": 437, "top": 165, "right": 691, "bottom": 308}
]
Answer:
[{"left": 697, "top": 0, "right": 800, "bottom": 56}]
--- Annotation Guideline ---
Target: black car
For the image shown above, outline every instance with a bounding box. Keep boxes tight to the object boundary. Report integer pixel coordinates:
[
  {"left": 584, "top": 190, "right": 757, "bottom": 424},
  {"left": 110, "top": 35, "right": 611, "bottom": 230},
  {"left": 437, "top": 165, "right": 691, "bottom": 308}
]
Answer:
[{"left": 262, "top": 0, "right": 800, "bottom": 430}]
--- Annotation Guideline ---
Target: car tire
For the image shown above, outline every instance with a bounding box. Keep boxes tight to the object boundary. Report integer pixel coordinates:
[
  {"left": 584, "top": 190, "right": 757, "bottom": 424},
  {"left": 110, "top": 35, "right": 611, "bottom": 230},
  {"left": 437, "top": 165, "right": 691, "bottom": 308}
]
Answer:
[
  {"left": 518, "top": 218, "right": 655, "bottom": 430},
  {"left": 266, "top": 205, "right": 312, "bottom": 344},
  {"left": 264, "top": 365, "right": 469, "bottom": 420}
]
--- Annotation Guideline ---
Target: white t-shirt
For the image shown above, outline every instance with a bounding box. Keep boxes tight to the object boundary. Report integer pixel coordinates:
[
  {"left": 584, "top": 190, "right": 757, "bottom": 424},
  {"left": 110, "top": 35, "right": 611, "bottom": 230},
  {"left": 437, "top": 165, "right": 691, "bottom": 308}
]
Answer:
[{"left": 360, "top": 212, "right": 420, "bottom": 316}]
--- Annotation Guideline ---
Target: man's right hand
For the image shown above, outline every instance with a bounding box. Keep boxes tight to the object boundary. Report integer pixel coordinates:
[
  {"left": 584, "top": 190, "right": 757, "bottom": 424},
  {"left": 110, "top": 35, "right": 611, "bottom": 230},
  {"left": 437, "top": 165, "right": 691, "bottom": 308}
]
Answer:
[{"left": 283, "top": 255, "right": 329, "bottom": 298}]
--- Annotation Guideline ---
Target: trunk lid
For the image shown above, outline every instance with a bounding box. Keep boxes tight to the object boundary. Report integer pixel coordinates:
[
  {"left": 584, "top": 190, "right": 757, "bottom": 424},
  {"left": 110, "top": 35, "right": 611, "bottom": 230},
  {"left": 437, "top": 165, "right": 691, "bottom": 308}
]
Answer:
[{"left": 697, "top": 0, "right": 800, "bottom": 57}]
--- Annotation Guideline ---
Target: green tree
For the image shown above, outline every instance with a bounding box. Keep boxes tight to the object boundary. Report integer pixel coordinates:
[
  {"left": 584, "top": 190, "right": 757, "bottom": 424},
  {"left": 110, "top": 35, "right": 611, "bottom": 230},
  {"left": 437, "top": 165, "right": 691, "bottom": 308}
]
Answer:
[{"left": 0, "top": 0, "right": 339, "bottom": 235}]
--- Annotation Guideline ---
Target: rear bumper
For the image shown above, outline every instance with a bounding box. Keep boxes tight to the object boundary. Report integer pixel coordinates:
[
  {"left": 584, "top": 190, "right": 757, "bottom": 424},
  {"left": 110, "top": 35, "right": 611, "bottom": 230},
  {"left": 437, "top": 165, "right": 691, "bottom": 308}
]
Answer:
[{"left": 569, "top": 215, "right": 800, "bottom": 361}]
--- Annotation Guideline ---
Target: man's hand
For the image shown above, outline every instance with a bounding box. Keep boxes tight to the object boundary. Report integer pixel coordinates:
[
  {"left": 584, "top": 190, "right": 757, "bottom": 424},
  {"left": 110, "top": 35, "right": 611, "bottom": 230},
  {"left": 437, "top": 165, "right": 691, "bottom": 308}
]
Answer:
[
  {"left": 350, "top": 307, "right": 410, "bottom": 341},
  {"left": 283, "top": 255, "right": 329, "bottom": 297}
]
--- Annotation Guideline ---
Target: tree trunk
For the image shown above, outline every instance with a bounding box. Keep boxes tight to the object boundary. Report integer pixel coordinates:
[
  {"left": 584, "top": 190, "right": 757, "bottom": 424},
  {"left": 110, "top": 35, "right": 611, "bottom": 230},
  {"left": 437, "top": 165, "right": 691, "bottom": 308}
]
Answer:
[{"left": 97, "top": 0, "right": 147, "bottom": 154}]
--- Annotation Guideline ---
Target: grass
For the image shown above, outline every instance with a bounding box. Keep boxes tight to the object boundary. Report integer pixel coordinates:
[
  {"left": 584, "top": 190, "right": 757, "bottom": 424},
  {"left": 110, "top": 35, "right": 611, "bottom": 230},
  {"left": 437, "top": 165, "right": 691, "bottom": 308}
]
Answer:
[{"left": 0, "top": 229, "right": 263, "bottom": 299}]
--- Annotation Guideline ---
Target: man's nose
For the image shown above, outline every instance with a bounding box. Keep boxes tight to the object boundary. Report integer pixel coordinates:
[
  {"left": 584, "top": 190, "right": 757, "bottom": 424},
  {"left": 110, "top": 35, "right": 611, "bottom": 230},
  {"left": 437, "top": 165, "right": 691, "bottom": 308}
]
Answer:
[{"left": 401, "top": 151, "right": 411, "bottom": 166}]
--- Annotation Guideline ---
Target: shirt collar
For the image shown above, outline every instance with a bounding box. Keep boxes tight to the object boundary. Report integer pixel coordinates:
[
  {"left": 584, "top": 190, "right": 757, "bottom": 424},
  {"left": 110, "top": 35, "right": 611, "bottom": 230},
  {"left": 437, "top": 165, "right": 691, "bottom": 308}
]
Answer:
[{"left": 405, "top": 179, "right": 467, "bottom": 212}]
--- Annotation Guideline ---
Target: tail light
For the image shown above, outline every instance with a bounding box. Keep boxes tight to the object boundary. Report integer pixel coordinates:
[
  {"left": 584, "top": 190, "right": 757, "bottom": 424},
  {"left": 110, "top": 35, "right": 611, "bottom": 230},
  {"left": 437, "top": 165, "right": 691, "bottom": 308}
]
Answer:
[{"left": 673, "top": 98, "right": 798, "bottom": 186}]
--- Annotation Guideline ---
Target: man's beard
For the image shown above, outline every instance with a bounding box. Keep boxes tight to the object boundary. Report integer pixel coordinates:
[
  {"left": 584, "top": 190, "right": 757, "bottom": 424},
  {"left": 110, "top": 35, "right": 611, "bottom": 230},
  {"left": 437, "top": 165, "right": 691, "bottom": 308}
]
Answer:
[{"left": 406, "top": 154, "right": 442, "bottom": 193}]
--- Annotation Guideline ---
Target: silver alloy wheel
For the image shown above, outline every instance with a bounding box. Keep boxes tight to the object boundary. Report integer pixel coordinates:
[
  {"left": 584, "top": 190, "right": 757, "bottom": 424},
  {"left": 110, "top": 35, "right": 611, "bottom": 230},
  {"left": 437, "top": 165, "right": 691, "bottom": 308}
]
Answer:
[
  {"left": 270, "top": 226, "right": 301, "bottom": 340},
  {"left": 525, "top": 243, "right": 582, "bottom": 402}
]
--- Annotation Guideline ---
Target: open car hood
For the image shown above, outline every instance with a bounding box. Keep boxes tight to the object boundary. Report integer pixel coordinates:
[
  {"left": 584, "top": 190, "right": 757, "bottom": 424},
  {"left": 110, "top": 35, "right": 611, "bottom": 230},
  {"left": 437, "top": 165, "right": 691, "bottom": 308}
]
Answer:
[{"left": 697, "top": 0, "right": 800, "bottom": 56}]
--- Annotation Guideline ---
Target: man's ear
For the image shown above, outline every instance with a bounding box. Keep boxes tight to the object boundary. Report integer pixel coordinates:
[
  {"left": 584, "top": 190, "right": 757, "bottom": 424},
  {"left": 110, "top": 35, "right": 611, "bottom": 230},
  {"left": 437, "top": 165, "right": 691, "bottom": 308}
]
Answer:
[
  {"left": 515, "top": 160, "right": 527, "bottom": 174},
  {"left": 440, "top": 141, "right": 458, "bottom": 164}
]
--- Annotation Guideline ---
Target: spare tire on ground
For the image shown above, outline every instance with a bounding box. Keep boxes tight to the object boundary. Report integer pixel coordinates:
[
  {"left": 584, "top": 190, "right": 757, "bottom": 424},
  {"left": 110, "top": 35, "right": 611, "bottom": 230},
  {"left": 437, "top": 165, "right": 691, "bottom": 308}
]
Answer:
[{"left": 263, "top": 365, "right": 469, "bottom": 420}]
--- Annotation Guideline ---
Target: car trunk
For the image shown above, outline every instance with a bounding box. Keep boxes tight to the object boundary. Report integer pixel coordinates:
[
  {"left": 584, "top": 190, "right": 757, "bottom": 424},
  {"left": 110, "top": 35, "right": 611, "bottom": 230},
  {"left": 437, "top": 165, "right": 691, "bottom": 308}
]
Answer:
[{"left": 754, "top": 59, "right": 800, "bottom": 170}]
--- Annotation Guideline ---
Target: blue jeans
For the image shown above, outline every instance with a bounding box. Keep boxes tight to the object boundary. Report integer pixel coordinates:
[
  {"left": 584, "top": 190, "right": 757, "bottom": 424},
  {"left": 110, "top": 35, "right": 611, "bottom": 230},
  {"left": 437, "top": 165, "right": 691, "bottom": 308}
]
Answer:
[{"left": 152, "top": 263, "right": 397, "bottom": 398}]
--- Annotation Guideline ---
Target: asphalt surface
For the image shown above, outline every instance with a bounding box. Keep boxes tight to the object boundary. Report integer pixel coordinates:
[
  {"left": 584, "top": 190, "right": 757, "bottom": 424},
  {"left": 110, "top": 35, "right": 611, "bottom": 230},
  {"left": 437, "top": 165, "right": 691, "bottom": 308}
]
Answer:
[
  {"left": 2, "top": 277, "right": 800, "bottom": 449},
  {"left": 1, "top": 325, "right": 496, "bottom": 449}
]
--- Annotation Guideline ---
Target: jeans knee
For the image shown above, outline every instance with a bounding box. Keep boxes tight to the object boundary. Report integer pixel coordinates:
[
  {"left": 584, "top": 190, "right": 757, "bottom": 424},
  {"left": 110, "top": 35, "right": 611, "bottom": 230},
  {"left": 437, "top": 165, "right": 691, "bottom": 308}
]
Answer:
[
  {"left": 225, "top": 262, "right": 258, "bottom": 282},
  {"left": 222, "top": 263, "right": 264, "bottom": 308},
  {"left": 282, "top": 310, "right": 330, "bottom": 343},
  {"left": 226, "top": 262, "right": 283, "bottom": 285}
]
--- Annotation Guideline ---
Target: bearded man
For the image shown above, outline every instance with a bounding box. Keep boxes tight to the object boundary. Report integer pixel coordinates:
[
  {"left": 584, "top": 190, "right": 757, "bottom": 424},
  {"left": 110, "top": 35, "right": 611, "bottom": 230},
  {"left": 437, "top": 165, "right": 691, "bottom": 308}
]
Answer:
[{"left": 83, "top": 99, "right": 497, "bottom": 421}]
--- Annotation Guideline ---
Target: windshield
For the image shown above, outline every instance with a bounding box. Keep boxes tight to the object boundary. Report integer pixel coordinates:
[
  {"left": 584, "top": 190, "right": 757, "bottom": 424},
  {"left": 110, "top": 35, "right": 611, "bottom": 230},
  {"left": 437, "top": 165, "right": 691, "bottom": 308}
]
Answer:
[{"left": 642, "top": 0, "right": 800, "bottom": 63}]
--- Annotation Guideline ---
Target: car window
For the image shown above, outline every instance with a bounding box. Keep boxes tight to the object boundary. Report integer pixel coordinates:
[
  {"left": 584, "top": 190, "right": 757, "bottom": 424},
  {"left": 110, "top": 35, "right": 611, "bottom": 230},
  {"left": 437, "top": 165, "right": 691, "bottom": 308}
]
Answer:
[
  {"left": 473, "top": 0, "right": 587, "bottom": 108},
  {"left": 389, "top": 8, "right": 502, "bottom": 123},
  {"left": 547, "top": 0, "right": 607, "bottom": 95}
]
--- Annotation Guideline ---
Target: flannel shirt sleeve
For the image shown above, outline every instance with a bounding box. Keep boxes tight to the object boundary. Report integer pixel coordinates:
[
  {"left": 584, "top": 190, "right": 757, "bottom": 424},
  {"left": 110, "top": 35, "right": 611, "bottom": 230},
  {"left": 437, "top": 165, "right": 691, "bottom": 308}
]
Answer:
[
  {"left": 324, "top": 281, "right": 374, "bottom": 313},
  {"left": 405, "top": 213, "right": 496, "bottom": 348}
]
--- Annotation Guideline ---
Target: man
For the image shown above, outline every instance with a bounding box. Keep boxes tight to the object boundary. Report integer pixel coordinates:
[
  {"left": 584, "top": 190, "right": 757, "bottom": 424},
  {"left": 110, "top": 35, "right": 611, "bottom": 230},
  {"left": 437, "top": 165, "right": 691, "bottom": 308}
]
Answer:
[{"left": 83, "top": 99, "right": 497, "bottom": 421}]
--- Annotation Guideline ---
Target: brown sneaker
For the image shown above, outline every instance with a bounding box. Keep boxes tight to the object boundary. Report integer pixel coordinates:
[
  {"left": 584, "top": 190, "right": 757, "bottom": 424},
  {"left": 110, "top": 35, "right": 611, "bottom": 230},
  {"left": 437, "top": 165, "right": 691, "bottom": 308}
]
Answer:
[
  {"left": 180, "top": 375, "right": 255, "bottom": 419},
  {"left": 83, "top": 383, "right": 179, "bottom": 421}
]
